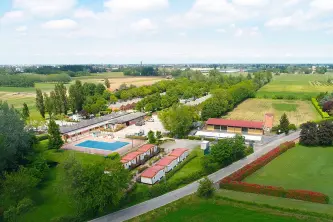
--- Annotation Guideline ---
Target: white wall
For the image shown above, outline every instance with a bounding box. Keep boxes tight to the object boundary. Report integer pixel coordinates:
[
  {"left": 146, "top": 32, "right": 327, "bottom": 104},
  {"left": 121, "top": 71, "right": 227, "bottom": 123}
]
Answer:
[
  {"left": 166, "top": 159, "right": 178, "bottom": 172},
  {"left": 152, "top": 170, "right": 165, "bottom": 184},
  {"left": 141, "top": 177, "right": 153, "bottom": 185}
]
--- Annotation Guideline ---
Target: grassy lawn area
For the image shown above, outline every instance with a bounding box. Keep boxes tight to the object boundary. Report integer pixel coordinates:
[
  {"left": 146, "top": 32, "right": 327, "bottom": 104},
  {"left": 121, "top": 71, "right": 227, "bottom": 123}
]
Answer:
[
  {"left": 128, "top": 195, "right": 319, "bottom": 222},
  {"left": 225, "top": 98, "right": 321, "bottom": 126},
  {"left": 167, "top": 148, "right": 204, "bottom": 183},
  {"left": 256, "top": 74, "right": 333, "bottom": 99},
  {"left": 244, "top": 145, "right": 333, "bottom": 204},
  {"left": 18, "top": 140, "right": 105, "bottom": 221}
]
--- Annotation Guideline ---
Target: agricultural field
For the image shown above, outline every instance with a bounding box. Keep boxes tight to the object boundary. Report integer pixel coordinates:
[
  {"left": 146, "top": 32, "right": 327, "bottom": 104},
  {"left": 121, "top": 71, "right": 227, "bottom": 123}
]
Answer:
[
  {"left": 225, "top": 98, "right": 321, "bottom": 126},
  {"left": 244, "top": 145, "right": 333, "bottom": 204},
  {"left": 0, "top": 73, "right": 164, "bottom": 119},
  {"left": 256, "top": 74, "right": 333, "bottom": 99},
  {"left": 129, "top": 194, "right": 321, "bottom": 222}
]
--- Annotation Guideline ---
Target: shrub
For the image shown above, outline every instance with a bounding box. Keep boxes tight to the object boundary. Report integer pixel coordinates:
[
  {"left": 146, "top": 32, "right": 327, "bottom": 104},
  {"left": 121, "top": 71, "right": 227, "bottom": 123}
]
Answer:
[
  {"left": 286, "top": 95, "right": 296, "bottom": 100},
  {"left": 36, "top": 134, "right": 48, "bottom": 141},
  {"left": 106, "top": 152, "right": 120, "bottom": 160},
  {"left": 3, "top": 206, "right": 17, "bottom": 222},
  {"left": 312, "top": 98, "right": 330, "bottom": 118},
  {"left": 197, "top": 177, "right": 215, "bottom": 198},
  {"left": 244, "top": 146, "right": 254, "bottom": 156},
  {"left": 137, "top": 165, "right": 149, "bottom": 174},
  {"left": 16, "top": 198, "right": 34, "bottom": 215},
  {"left": 219, "top": 141, "right": 330, "bottom": 204},
  {"left": 288, "top": 124, "right": 297, "bottom": 131}
]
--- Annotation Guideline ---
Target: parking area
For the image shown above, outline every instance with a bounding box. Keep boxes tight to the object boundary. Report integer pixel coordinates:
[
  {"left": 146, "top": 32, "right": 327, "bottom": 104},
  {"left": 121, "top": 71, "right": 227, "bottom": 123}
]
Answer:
[
  {"left": 160, "top": 139, "right": 202, "bottom": 153},
  {"left": 114, "top": 115, "right": 167, "bottom": 138}
]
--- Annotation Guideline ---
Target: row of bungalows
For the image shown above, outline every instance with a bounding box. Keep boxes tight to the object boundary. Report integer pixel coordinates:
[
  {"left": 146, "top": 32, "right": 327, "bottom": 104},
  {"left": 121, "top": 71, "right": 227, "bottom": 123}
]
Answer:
[
  {"left": 141, "top": 148, "right": 189, "bottom": 185},
  {"left": 121, "top": 144, "right": 158, "bottom": 169}
]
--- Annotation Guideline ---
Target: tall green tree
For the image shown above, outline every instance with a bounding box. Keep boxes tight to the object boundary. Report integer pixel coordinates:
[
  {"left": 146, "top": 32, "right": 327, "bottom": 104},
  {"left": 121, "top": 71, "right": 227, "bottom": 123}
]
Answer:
[
  {"left": 0, "top": 101, "right": 34, "bottom": 172},
  {"left": 62, "top": 156, "right": 130, "bottom": 218},
  {"left": 48, "top": 119, "right": 63, "bottom": 150},
  {"left": 22, "top": 103, "right": 30, "bottom": 120},
  {"left": 148, "top": 130, "right": 156, "bottom": 144},
  {"left": 318, "top": 121, "right": 333, "bottom": 146},
  {"left": 69, "top": 80, "right": 84, "bottom": 113},
  {"left": 35, "top": 89, "right": 45, "bottom": 118},
  {"left": 279, "top": 113, "right": 290, "bottom": 135},
  {"left": 104, "top": 78, "right": 110, "bottom": 88},
  {"left": 55, "top": 83, "right": 68, "bottom": 115},
  {"left": 44, "top": 93, "right": 54, "bottom": 118},
  {"left": 95, "top": 83, "right": 106, "bottom": 95}
]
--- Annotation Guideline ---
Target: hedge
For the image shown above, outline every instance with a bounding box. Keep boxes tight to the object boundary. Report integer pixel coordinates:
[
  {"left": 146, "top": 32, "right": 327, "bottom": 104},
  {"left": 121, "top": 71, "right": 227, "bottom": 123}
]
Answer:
[
  {"left": 311, "top": 98, "right": 330, "bottom": 118},
  {"left": 36, "top": 134, "right": 48, "bottom": 141},
  {"left": 125, "top": 135, "right": 148, "bottom": 140},
  {"left": 220, "top": 141, "right": 330, "bottom": 204}
]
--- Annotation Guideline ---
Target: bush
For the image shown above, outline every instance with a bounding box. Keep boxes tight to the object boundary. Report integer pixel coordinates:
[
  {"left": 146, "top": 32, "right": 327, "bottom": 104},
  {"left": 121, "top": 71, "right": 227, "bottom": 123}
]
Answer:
[
  {"left": 312, "top": 98, "right": 330, "bottom": 118},
  {"left": 16, "top": 198, "right": 34, "bottom": 215},
  {"left": 286, "top": 95, "right": 296, "bottom": 100},
  {"left": 197, "top": 177, "right": 215, "bottom": 198},
  {"left": 288, "top": 124, "right": 297, "bottom": 131},
  {"left": 137, "top": 165, "right": 149, "bottom": 174},
  {"left": 106, "top": 152, "right": 120, "bottom": 160},
  {"left": 187, "top": 136, "right": 202, "bottom": 140},
  {"left": 3, "top": 206, "right": 17, "bottom": 222},
  {"left": 36, "top": 134, "right": 48, "bottom": 141},
  {"left": 219, "top": 141, "right": 330, "bottom": 204},
  {"left": 244, "top": 146, "right": 254, "bottom": 156}
]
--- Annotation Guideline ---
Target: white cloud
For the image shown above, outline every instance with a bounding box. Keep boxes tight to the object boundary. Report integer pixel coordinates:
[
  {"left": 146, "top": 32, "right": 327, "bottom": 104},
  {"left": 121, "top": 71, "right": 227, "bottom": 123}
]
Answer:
[
  {"left": 13, "top": 0, "right": 77, "bottom": 17},
  {"left": 130, "top": 18, "right": 156, "bottom": 32},
  {"left": 216, "top": 28, "right": 226, "bottom": 33},
  {"left": 310, "top": 0, "right": 333, "bottom": 11},
  {"left": 73, "top": 8, "right": 97, "bottom": 19},
  {"left": 232, "top": 0, "right": 269, "bottom": 7},
  {"left": 1, "top": 11, "right": 25, "bottom": 23},
  {"left": 234, "top": 28, "right": 243, "bottom": 37},
  {"left": 42, "top": 19, "right": 78, "bottom": 30},
  {"left": 16, "top": 26, "right": 27, "bottom": 32},
  {"left": 104, "top": 0, "right": 168, "bottom": 13}
]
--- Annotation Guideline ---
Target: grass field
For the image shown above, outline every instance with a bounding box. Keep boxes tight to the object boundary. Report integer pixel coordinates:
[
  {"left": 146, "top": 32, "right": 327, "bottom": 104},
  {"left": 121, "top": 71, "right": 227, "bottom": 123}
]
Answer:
[
  {"left": 256, "top": 74, "right": 333, "bottom": 99},
  {"left": 244, "top": 145, "right": 333, "bottom": 204},
  {"left": 167, "top": 148, "right": 203, "bottom": 183},
  {"left": 225, "top": 98, "right": 321, "bottom": 126},
  {"left": 129, "top": 194, "right": 321, "bottom": 222},
  {"left": 18, "top": 140, "right": 105, "bottom": 222}
]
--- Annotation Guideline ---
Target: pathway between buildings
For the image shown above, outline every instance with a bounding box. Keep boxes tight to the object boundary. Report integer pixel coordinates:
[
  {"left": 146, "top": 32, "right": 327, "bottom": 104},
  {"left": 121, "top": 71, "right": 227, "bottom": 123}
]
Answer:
[{"left": 91, "top": 131, "right": 300, "bottom": 222}]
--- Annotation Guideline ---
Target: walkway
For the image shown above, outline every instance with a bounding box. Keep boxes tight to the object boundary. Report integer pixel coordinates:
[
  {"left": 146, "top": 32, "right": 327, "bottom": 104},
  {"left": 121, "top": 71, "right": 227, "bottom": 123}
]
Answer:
[{"left": 90, "top": 131, "right": 300, "bottom": 222}]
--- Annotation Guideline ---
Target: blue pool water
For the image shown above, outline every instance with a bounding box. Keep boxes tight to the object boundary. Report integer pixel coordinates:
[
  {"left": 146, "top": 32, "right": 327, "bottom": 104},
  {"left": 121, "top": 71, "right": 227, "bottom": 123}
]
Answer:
[{"left": 76, "top": 140, "right": 129, "bottom": 151}]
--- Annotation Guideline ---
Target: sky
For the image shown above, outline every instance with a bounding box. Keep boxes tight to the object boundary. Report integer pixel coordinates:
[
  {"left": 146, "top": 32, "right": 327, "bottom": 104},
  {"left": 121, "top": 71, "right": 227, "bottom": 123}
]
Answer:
[{"left": 0, "top": 0, "right": 333, "bottom": 64}]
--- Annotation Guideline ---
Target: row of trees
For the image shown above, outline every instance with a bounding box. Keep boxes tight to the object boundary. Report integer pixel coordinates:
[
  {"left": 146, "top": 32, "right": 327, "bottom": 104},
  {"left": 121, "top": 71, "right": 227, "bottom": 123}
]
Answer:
[
  {"left": 0, "top": 73, "right": 71, "bottom": 87},
  {"left": 24, "top": 65, "right": 106, "bottom": 75},
  {"left": 36, "top": 81, "right": 115, "bottom": 118},
  {"left": 300, "top": 121, "right": 333, "bottom": 146}
]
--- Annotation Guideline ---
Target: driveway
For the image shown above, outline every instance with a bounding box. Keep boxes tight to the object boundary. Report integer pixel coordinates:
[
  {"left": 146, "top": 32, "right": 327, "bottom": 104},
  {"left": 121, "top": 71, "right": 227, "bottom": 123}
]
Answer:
[{"left": 90, "top": 131, "right": 300, "bottom": 222}]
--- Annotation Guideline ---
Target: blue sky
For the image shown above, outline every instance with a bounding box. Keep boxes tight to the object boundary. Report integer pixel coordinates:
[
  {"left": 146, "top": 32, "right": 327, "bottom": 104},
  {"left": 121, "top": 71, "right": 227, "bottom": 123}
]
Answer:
[{"left": 0, "top": 0, "right": 333, "bottom": 64}]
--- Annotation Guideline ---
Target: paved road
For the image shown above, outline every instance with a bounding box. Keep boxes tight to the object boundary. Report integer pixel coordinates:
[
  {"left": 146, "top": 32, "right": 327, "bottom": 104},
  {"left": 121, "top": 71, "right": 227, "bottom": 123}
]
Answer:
[{"left": 91, "top": 131, "right": 300, "bottom": 222}]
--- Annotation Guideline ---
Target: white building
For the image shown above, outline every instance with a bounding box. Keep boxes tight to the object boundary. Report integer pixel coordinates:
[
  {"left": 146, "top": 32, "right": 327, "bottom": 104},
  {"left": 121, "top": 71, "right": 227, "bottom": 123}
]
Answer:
[
  {"left": 156, "top": 156, "right": 178, "bottom": 172},
  {"left": 141, "top": 165, "right": 166, "bottom": 185},
  {"left": 169, "top": 148, "right": 189, "bottom": 163}
]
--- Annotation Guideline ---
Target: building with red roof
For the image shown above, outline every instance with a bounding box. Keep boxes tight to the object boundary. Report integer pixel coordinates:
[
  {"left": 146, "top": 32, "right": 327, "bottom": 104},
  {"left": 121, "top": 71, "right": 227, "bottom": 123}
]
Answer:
[
  {"left": 137, "top": 144, "right": 158, "bottom": 158},
  {"left": 121, "top": 151, "right": 145, "bottom": 169},
  {"left": 169, "top": 148, "right": 189, "bottom": 162},
  {"left": 206, "top": 118, "right": 264, "bottom": 136},
  {"left": 141, "top": 165, "right": 165, "bottom": 185},
  {"left": 156, "top": 156, "right": 178, "bottom": 172}
]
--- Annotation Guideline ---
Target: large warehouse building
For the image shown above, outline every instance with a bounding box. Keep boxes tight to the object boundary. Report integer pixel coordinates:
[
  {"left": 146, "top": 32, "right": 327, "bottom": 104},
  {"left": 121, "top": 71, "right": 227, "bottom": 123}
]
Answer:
[{"left": 205, "top": 118, "right": 264, "bottom": 135}]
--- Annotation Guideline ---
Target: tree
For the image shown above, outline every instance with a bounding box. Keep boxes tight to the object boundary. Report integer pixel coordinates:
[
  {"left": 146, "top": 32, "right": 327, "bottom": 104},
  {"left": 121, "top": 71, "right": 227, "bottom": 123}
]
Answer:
[
  {"left": 22, "top": 103, "right": 30, "bottom": 120},
  {"left": 0, "top": 101, "right": 34, "bottom": 173},
  {"left": 110, "top": 94, "right": 118, "bottom": 104},
  {"left": 300, "top": 122, "right": 318, "bottom": 146},
  {"left": 158, "top": 105, "right": 197, "bottom": 138},
  {"left": 35, "top": 89, "right": 45, "bottom": 118},
  {"left": 156, "top": 131, "right": 162, "bottom": 140},
  {"left": 54, "top": 83, "right": 68, "bottom": 115},
  {"left": 197, "top": 177, "right": 215, "bottom": 198},
  {"left": 210, "top": 139, "right": 234, "bottom": 166},
  {"left": 95, "top": 83, "right": 106, "bottom": 95},
  {"left": 104, "top": 78, "right": 110, "bottom": 88},
  {"left": 148, "top": 130, "right": 156, "bottom": 144},
  {"left": 62, "top": 156, "right": 130, "bottom": 218},
  {"left": 279, "top": 113, "right": 290, "bottom": 135},
  {"left": 48, "top": 119, "right": 64, "bottom": 150},
  {"left": 318, "top": 121, "right": 333, "bottom": 146},
  {"left": 44, "top": 92, "right": 54, "bottom": 118},
  {"left": 69, "top": 80, "right": 84, "bottom": 113}
]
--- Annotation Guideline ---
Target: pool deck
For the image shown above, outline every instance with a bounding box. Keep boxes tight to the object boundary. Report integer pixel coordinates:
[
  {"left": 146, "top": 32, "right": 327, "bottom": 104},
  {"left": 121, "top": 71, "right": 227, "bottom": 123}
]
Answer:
[{"left": 62, "top": 135, "right": 146, "bottom": 156}]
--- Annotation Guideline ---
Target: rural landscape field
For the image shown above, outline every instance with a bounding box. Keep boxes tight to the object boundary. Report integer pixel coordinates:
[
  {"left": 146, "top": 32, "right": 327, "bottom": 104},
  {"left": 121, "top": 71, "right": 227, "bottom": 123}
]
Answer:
[{"left": 225, "top": 98, "right": 321, "bottom": 126}]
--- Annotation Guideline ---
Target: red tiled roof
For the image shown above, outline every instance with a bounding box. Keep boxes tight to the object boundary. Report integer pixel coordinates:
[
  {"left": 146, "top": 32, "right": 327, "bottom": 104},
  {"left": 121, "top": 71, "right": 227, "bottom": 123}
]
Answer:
[
  {"left": 156, "top": 156, "right": 178, "bottom": 167},
  {"left": 169, "top": 148, "right": 188, "bottom": 157},
  {"left": 137, "top": 144, "right": 155, "bottom": 152},
  {"left": 141, "top": 165, "right": 165, "bottom": 178},
  {"left": 121, "top": 151, "right": 142, "bottom": 161},
  {"left": 206, "top": 118, "right": 264, "bottom": 129}
]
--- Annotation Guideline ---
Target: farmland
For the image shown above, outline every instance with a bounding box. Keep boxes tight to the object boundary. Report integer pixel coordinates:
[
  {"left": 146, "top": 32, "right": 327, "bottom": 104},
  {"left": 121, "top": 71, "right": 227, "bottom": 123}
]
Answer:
[
  {"left": 256, "top": 74, "right": 333, "bottom": 99},
  {"left": 225, "top": 98, "right": 320, "bottom": 126},
  {"left": 0, "top": 73, "right": 164, "bottom": 119},
  {"left": 244, "top": 145, "right": 333, "bottom": 204}
]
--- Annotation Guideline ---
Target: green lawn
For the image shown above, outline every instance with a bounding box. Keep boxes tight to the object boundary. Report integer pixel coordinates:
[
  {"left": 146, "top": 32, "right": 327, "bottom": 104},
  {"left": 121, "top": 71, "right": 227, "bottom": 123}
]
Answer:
[
  {"left": 18, "top": 140, "right": 105, "bottom": 222},
  {"left": 167, "top": 148, "right": 204, "bottom": 183},
  {"left": 272, "top": 103, "right": 298, "bottom": 112},
  {"left": 244, "top": 145, "right": 333, "bottom": 204},
  {"left": 256, "top": 74, "right": 333, "bottom": 99},
  {"left": 129, "top": 195, "right": 317, "bottom": 222}
]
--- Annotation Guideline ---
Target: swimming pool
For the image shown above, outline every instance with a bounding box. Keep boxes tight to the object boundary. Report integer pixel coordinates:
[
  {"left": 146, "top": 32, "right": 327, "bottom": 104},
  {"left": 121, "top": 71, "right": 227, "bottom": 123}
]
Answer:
[{"left": 76, "top": 140, "right": 130, "bottom": 151}]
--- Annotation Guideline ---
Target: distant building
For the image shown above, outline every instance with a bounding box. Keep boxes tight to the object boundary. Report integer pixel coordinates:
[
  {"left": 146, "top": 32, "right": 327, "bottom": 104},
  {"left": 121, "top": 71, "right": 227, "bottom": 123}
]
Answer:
[{"left": 205, "top": 118, "right": 264, "bottom": 135}]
